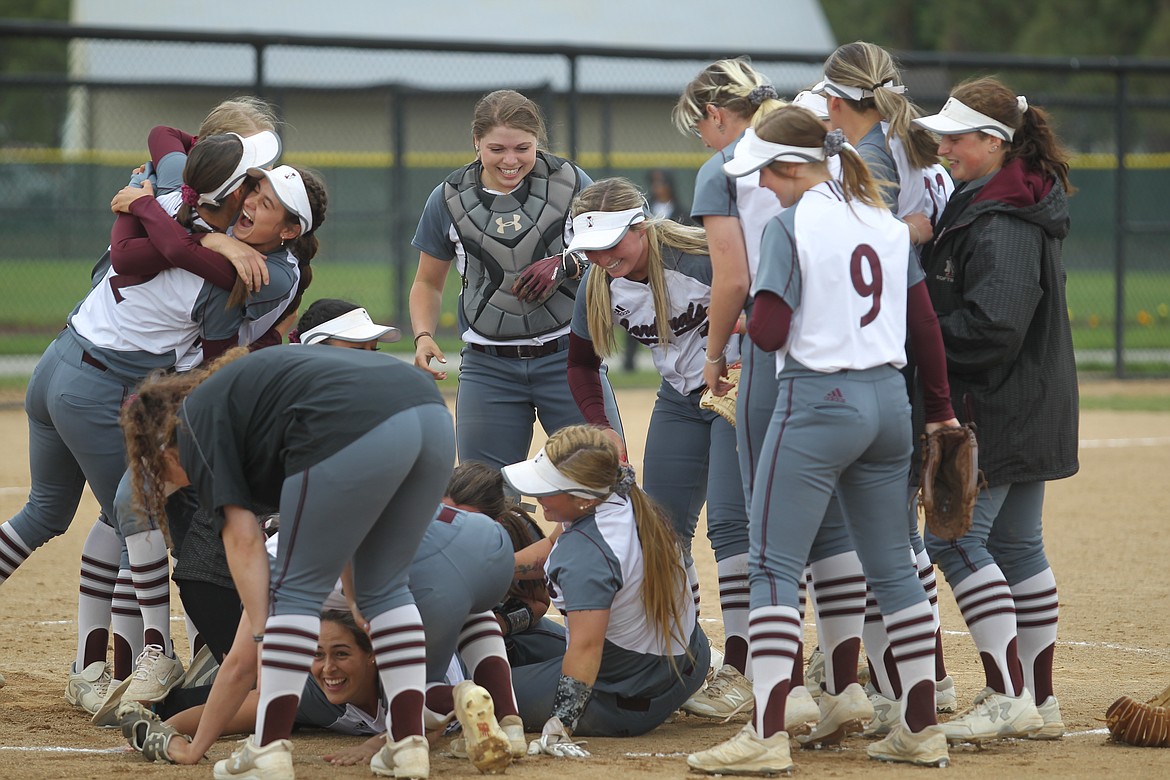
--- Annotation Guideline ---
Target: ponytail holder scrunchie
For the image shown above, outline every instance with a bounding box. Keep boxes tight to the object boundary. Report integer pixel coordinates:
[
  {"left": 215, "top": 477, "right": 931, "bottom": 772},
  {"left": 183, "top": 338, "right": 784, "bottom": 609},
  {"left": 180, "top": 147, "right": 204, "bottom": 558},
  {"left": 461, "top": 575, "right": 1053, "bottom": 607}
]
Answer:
[
  {"left": 823, "top": 128, "right": 847, "bottom": 157},
  {"left": 287, "top": 328, "right": 301, "bottom": 344},
  {"left": 1017, "top": 95, "right": 1029, "bottom": 114},
  {"left": 747, "top": 84, "right": 779, "bottom": 106},
  {"left": 613, "top": 463, "right": 637, "bottom": 498},
  {"left": 180, "top": 184, "right": 200, "bottom": 207}
]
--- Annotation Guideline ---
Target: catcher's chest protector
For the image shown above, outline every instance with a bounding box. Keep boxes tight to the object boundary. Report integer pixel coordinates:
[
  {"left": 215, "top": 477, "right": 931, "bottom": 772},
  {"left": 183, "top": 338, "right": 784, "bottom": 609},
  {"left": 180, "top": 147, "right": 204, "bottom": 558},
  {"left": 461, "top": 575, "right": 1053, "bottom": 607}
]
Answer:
[{"left": 443, "top": 152, "right": 580, "bottom": 340}]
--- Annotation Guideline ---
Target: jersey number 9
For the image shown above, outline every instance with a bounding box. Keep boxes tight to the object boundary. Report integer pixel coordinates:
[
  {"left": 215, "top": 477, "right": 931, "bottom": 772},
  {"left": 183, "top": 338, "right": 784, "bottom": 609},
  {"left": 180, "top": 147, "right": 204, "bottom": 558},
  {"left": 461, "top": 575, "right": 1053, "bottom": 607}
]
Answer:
[{"left": 850, "top": 244, "right": 882, "bottom": 328}]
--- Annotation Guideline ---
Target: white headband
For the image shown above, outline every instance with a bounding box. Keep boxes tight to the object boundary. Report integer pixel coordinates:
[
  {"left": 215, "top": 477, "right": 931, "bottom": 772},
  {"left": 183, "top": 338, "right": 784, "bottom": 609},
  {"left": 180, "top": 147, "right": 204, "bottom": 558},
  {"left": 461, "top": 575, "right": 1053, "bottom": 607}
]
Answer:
[
  {"left": 812, "top": 76, "right": 906, "bottom": 102},
  {"left": 500, "top": 447, "right": 612, "bottom": 500},
  {"left": 722, "top": 128, "right": 825, "bottom": 178},
  {"left": 913, "top": 96, "right": 1022, "bottom": 141}
]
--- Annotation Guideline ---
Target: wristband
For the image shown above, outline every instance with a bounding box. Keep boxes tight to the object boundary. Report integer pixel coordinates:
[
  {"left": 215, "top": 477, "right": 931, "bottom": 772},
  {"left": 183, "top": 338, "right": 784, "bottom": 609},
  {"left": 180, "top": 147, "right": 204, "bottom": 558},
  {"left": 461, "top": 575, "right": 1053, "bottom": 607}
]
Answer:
[
  {"left": 503, "top": 605, "right": 533, "bottom": 636},
  {"left": 413, "top": 331, "right": 433, "bottom": 344},
  {"left": 705, "top": 351, "right": 726, "bottom": 365},
  {"left": 907, "top": 221, "right": 921, "bottom": 245},
  {"left": 252, "top": 634, "right": 264, "bottom": 643},
  {"left": 560, "top": 251, "right": 586, "bottom": 281},
  {"left": 550, "top": 674, "right": 593, "bottom": 732}
]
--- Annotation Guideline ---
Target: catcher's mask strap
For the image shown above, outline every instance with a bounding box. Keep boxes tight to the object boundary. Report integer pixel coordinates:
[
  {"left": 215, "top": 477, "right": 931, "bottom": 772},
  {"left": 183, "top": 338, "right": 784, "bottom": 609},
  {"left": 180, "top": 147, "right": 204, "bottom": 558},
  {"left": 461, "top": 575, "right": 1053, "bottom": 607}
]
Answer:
[{"left": 501, "top": 447, "right": 611, "bottom": 500}]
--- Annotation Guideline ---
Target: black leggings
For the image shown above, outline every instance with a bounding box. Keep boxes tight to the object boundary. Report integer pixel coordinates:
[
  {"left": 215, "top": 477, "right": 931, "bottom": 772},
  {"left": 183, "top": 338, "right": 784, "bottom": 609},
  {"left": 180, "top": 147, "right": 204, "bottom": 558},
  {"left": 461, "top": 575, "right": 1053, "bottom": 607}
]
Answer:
[{"left": 176, "top": 579, "right": 242, "bottom": 662}]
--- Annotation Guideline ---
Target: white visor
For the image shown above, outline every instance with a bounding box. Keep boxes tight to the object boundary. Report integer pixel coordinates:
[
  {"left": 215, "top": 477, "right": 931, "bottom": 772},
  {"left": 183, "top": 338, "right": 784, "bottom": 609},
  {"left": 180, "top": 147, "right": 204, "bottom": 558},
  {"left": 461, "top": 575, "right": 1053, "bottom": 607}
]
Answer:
[
  {"left": 201, "top": 130, "right": 282, "bottom": 205},
  {"left": 299, "top": 307, "right": 400, "bottom": 345},
  {"left": 566, "top": 207, "right": 646, "bottom": 253},
  {"left": 913, "top": 97, "right": 1016, "bottom": 141},
  {"left": 792, "top": 90, "right": 830, "bottom": 120},
  {"left": 501, "top": 447, "right": 611, "bottom": 500},
  {"left": 811, "top": 76, "right": 906, "bottom": 102},
  {"left": 247, "top": 164, "right": 313, "bottom": 233},
  {"left": 723, "top": 128, "right": 825, "bottom": 178}
]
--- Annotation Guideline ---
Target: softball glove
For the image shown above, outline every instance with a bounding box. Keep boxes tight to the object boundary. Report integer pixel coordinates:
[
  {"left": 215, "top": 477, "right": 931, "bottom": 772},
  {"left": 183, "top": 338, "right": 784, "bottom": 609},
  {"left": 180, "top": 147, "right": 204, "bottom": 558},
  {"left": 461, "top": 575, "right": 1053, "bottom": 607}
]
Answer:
[
  {"left": 1106, "top": 684, "right": 1170, "bottom": 747},
  {"left": 919, "top": 424, "right": 982, "bottom": 541},
  {"left": 699, "top": 366, "right": 741, "bottom": 427}
]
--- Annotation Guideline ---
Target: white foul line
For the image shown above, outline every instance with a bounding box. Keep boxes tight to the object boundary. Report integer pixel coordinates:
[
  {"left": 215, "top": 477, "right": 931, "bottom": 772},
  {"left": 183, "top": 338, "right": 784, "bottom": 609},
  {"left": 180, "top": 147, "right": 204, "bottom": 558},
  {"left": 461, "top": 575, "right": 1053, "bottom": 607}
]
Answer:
[
  {"left": 1079, "top": 436, "right": 1170, "bottom": 449},
  {"left": 0, "top": 746, "right": 127, "bottom": 754}
]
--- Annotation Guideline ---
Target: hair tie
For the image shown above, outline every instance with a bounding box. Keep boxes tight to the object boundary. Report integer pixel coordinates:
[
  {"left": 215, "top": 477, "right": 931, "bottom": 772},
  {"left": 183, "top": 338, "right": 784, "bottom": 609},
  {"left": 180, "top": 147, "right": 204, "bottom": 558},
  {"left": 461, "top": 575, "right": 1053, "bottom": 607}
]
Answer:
[
  {"left": 1017, "top": 95, "right": 1029, "bottom": 114},
  {"left": 180, "top": 184, "right": 200, "bottom": 207},
  {"left": 747, "top": 84, "right": 779, "bottom": 106},
  {"left": 872, "top": 80, "right": 907, "bottom": 95},
  {"left": 287, "top": 328, "right": 301, "bottom": 344},
  {"left": 823, "top": 128, "right": 847, "bottom": 157},
  {"left": 613, "top": 463, "right": 637, "bottom": 498}
]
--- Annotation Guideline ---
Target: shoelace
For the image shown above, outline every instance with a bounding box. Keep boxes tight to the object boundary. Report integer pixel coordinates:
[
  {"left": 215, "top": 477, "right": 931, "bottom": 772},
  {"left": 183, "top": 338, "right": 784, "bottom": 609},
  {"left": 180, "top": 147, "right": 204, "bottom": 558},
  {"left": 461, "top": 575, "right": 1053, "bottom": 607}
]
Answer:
[{"left": 132, "top": 645, "right": 165, "bottom": 682}]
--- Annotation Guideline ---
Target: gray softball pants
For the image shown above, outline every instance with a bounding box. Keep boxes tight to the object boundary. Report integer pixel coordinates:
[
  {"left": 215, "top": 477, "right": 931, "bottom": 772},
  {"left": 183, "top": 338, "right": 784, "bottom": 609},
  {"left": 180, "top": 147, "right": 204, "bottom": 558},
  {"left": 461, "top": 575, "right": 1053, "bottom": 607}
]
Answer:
[
  {"left": 455, "top": 345, "right": 622, "bottom": 473},
  {"left": 10, "top": 330, "right": 131, "bottom": 546},
  {"left": 749, "top": 365, "right": 925, "bottom": 615},
  {"left": 926, "top": 481, "right": 1050, "bottom": 588},
  {"left": 270, "top": 404, "right": 455, "bottom": 619},
  {"left": 511, "top": 622, "right": 710, "bottom": 737},
  {"left": 644, "top": 380, "right": 748, "bottom": 565},
  {"left": 410, "top": 515, "right": 514, "bottom": 682}
]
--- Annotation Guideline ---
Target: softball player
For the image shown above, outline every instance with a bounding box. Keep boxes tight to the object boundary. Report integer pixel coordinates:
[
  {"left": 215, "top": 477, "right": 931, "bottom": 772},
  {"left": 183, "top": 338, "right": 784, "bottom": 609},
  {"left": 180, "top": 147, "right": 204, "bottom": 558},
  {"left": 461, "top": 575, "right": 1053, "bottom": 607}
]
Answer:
[
  {"left": 501, "top": 425, "right": 709, "bottom": 747},
  {"left": 688, "top": 107, "right": 959, "bottom": 774},
  {"left": 117, "top": 610, "right": 392, "bottom": 765},
  {"left": 121, "top": 345, "right": 453, "bottom": 780},
  {"left": 409, "top": 89, "right": 621, "bottom": 476},
  {"left": 0, "top": 130, "right": 280, "bottom": 714},
  {"left": 560, "top": 177, "right": 772, "bottom": 725},
  {"left": 912, "top": 77, "right": 1078, "bottom": 744},
  {"left": 673, "top": 59, "right": 835, "bottom": 732},
  {"left": 132, "top": 96, "right": 279, "bottom": 197},
  {"left": 442, "top": 460, "right": 559, "bottom": 669},
  {"left": 812, "top": 40, "right": 960, "bottom": 723},
  {"left": 102, "top": 159, "right": 325, "bottom": 708}
]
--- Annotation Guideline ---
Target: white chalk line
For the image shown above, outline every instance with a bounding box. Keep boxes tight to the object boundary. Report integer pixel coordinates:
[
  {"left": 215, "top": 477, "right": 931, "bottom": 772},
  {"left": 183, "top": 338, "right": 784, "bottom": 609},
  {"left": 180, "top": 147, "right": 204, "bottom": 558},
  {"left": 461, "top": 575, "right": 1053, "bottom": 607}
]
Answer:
[
  {"left": 624, "top": 731, "right": 1112, "bottom": 758},
  {"left": 0, "top": 745, "right": 127, "bottom": 754},
  {"left": 1079, "top": 436, "right": 1170, "bottom": 449},
  {"left": 941, "top": 629, "right": 1167, "bottom": 658}
]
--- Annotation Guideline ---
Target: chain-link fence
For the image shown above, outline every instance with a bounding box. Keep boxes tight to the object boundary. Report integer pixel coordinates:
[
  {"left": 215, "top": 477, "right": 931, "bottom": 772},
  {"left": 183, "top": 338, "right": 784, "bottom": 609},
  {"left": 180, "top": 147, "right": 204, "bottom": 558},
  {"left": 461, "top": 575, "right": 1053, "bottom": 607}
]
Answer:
[{"left": 2, "top": 21, "right": 1168, "bottom": 375}]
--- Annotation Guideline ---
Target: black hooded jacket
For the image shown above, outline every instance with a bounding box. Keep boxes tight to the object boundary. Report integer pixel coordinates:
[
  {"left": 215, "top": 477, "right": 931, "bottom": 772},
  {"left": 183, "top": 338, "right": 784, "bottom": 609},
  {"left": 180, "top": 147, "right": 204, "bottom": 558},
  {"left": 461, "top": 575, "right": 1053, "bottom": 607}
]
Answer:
[{"left": 916, "top": 158, "right": 1079, "bottom": 486}]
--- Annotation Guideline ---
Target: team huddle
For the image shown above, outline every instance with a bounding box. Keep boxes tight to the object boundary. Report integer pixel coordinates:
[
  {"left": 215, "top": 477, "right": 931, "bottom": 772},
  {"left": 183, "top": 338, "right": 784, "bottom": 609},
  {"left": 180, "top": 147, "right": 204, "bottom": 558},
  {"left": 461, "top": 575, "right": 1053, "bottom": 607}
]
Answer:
[{"left": 0, "top": 39, "right": 1078, "bottom": 779}]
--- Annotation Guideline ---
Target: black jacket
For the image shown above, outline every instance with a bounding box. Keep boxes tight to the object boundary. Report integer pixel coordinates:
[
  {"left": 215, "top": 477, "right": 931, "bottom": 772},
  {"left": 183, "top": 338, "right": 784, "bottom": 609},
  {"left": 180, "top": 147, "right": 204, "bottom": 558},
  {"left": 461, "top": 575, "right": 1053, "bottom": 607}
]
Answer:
[{"left": 917, "top": 159, "right": 1079, "bottom": 486}]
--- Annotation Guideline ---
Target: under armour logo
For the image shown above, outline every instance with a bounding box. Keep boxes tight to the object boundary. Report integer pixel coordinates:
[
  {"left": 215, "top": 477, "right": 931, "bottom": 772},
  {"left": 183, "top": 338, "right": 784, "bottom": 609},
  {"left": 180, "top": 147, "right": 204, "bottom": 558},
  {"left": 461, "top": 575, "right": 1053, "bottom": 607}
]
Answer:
[
  {"left": 824, "top": 388, "right": 846, "bottom": 403},
  {"left": 496, "top": 214, "right": 522, "bottom": 234},
  {"left": 586, "top": 215, "right": 594, "bottom": 228}
]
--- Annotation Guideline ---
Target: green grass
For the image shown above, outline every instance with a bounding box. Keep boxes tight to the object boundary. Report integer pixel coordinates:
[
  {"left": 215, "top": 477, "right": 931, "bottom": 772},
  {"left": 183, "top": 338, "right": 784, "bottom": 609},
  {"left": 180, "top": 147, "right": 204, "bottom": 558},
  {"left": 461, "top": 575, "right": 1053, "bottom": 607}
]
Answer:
[
  {"left": 1079, "top": 393, "right": 1170, "bottom": 412},
  {"left": 3, "top": 260, "right": 1170, "bottom": 365}
]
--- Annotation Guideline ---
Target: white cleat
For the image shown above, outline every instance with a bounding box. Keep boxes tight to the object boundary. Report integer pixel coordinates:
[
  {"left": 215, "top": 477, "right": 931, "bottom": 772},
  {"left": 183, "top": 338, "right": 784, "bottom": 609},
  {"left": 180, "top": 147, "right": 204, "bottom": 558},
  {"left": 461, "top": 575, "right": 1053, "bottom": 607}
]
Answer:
[
  {"left": 371, "top": 734, "right": 429, "bottom": 779},
  {"left": 681, "top": 665, "right": 753, "bottom": 720},
  {"left": 1028, "top": 695, "right": 1066, "bottom": 740},
  {"left": 123, "top": 644, "right": 185, "bottom": 704},
  {"left": 796, "top": 682, "right": 873, "bottom": 748},
  {"left": 784, "top": 686, "right": 819, "bottom": 737},
  {"left": 687, "top": 724, "right": 794, "bottom": 776},
  {"left": 65, "top": 660, "right": 112, "bottom": 714},
  {"left": 935, "top": 675, "right": 957, "bottom": 713},
  {"left": 868, "top": 723, "right": 950, "bottom": 767},
  {"left": 940, "top": 687, "right": 1044, "bottom": 743}
]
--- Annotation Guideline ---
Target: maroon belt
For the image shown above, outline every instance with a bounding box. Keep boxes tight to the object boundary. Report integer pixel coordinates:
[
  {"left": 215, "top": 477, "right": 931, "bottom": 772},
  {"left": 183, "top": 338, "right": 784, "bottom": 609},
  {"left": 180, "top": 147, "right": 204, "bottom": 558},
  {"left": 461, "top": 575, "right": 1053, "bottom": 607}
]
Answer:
[{"left": 81, "top": 351, "right": 109, "bottom": 372}]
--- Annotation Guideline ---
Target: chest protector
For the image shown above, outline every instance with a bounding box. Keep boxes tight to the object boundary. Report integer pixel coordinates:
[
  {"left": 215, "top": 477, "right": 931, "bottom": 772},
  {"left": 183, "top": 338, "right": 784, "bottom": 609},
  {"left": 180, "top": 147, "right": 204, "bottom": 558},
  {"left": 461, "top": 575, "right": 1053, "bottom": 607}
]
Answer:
[{"left": 443, "top": 151, "right": 581, "bottom": 339}]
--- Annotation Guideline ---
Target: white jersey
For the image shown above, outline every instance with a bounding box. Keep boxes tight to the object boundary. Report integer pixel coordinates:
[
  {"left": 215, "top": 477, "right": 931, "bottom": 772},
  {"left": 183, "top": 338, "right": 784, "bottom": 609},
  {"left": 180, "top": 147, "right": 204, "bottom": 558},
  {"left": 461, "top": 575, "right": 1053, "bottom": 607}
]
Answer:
[
  {"left": 548, "top": 495, "right": 695, "bottom": 658},
  {"left": 69, "top": 192, "right": 239, "bottom": 379},
  {"left": 886, "top": 126, "right": 955, "bottom": 226},
  {"left": 755, "top": 182, "right": 919, "bottom": 376},
  {"left": 691, "top": 134, "right": 784, "bottom": 291},
  {"left": 571, "top": 249, "right": 740, "bottom": 396}
]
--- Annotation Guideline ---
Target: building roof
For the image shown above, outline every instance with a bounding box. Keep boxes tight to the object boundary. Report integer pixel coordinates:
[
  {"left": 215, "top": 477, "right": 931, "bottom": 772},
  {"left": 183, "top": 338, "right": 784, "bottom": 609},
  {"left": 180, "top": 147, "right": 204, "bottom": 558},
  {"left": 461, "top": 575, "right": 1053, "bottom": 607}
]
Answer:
[{"left": 71, "top": 0, "right": 835, "bottom": 92}]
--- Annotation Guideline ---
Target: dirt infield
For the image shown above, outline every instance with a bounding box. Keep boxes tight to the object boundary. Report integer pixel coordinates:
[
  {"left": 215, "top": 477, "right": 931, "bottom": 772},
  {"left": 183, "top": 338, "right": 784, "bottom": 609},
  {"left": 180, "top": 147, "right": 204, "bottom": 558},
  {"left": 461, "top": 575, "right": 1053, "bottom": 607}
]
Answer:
[{"left": 1, "top": 384, "right": 1168, "bottom": 778}]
